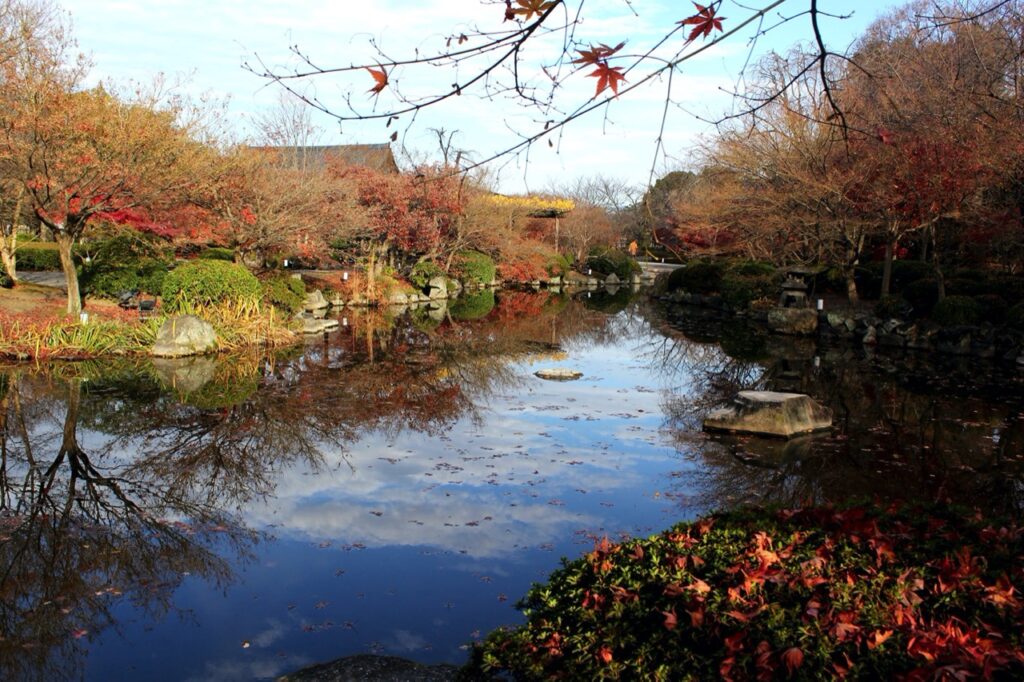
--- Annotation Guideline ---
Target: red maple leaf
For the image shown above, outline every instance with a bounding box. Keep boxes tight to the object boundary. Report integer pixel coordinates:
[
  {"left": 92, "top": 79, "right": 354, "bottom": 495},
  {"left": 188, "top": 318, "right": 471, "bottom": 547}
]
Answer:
[
  {"left": 679, "top": 3, "right": 726, "bottom": 42},
  {"left": 573, "top": 41, "right": 625, "bottom": 67},
  {"left": 512, "top": 0, "right": 557, "bottom": 21},
  {"left": 367, "top": 66, "right": 389, "bottom": 96},
  {"left": 588, "top": 63, "right": 626, "bottom": 98}
]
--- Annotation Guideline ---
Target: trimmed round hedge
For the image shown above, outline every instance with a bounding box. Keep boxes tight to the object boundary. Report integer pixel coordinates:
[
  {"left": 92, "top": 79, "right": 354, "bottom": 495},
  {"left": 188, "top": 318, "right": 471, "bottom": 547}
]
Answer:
[
  {"left": 454, "top": 251, "right": 497, "bottom": 287},
  {"left": 464, "top": 505, "right": 1024, "bottom": 681},
  {"left": 161, "top": 260, "right": 262, "bottom": 312}
]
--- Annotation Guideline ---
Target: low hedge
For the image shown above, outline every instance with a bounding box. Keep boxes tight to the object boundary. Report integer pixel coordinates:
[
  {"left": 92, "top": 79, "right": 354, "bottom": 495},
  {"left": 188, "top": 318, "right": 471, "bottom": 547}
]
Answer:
[
  {"left": 465, "top": 505, "right": 1024, "bottom": 680},
  {"left": 198, "top": 247, "right": 236, "bottom": 262},
  {"left": 586, "top": 248, "right": 640, "bottom": 281},
  {"left": 720, "top": 273, "right": 776, "bottom": 309},
  {"left": 16, "top": 245, "right": 62, "bottom": 271},
  {"left": 931, "top": 295, "right": 983, "bottom": 327},
  {"left": 78, "top": 232, "right": 174, "bottom": 298},
  {"left": 161, "top": 260, "right": 262, "bottom": 312},
  {"left": 667, "top": 260, "right": 726, "bottom": 294},
  {"left": 454, "top": 251, "right": 497, "bottom": 287}
]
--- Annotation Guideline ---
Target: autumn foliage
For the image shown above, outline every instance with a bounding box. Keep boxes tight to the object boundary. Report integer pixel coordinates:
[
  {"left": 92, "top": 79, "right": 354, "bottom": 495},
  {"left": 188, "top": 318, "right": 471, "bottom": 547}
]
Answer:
[{"left": 467, "top": 504, "right": 1024, "bottom": 680}]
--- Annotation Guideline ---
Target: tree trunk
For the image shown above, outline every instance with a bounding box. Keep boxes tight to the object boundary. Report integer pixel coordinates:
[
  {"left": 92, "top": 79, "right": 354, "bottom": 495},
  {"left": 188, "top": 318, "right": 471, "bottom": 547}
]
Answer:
[
  {"left": 880, "top": 235, "right": 895, "bottom": 297},
  {"left": 56, "top": 232, "right": 82, "bottom": 316},
  {"left": 1, "top": 188, "right": 24, "bottom": 286},
  {"left": 845, "top": 268, "right": 859, "bottom": 305},
  {"left": 0, "top": 236, "right": 17, "bottom": 286}
]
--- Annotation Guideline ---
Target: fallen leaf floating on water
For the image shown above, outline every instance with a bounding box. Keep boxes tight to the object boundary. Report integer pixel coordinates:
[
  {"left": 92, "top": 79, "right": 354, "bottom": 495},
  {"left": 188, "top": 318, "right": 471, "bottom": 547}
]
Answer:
[{"left": 241, "top": 640, "right": 250, "bottom": 649}]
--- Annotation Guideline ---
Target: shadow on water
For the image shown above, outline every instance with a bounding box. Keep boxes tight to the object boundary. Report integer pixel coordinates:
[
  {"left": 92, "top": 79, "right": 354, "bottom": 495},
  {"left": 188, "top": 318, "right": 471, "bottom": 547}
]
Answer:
[
  {"left": 0, "top": 291, "right": 1022, "bottom": 679},
  {"left": 651, "top": 301, "right": 1024, "bottom": 517}
]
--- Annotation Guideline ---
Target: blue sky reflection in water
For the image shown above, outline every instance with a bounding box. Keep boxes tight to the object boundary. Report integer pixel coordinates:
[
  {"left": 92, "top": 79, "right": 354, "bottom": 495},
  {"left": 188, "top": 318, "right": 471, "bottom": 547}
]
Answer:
[
  {"left": 26, "top": 292, "right": 697, "bottom": 681},
  {"left": 4, "top": 291, "right": 1024, "bottom": 680}
]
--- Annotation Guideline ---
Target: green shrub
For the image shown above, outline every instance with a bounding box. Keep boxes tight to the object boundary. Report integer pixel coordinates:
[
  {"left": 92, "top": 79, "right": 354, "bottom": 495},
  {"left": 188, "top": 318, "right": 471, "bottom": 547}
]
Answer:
[
  {"left": 995, "top": 276, "right": 1024, "bottom": 307},
  {"left": 667, "top": 260, "right": 726, "bottom": 294},
  {"left": 720, "top": 273, "right": 776, "bottom": 309},
  {"left": 83, "top": 267, "right": 167, "bottom": 299},
  {"left": 450, "top": 290, "right": 495, "bottom": 320},
  {"left": 409, "top": 261, "right": 445, "bottom": 290},
  {"left": 902, "top": 278, "right": 940, "bottom": 317},
  {"left": 586, "top": 248, "right": 641, "bottom": 280},
  {"left": 161, "top": 260, "right": 262, "bottom": 313},
  {"left": 16, "top": 246, "right": 62, "bottom": 271},
  {"left": 545, "top": 253, "right": 572, "bottom": 278},
  {"left": 453, "top": 251, "right": 496, "bottom": 286},
  {"left": 78, "top": 232, "right": 173, "bottom": 299},
  {"left": 874, "top": 295, "right": 908, "bottom": 319},
  {"left": 946, "top": 278, "right": 991, "bottom": 297},
  {"left": 1007, "top": 302, "right": 1024, "bottom": 331},
  {"left": 974, "top": 294, "right": 1008, "bottom": 324},
  {"left": 730, "top": 260, "right": 775, "bottom": 277},
  {"left": 889, "top": 260, "right": 934, "bottom": 291},
  {"left": 465, "top": 505, "right": 1024, "bottom": 681},
  {"left": 931, "top": 295, "right": 982, "bottom": 326},
  {"left": 199, "top": 247, "right": 236, "bottom": 262},
  {"left": 261, "top": 274, "right": 306, "bottom": 313}
]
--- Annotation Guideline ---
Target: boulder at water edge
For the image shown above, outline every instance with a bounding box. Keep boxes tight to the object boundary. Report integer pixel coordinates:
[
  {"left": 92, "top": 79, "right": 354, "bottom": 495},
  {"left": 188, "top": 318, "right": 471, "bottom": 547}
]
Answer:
[
  {"left": 704, "top": 391, "right": 832, "bottom": 438},
  {"left": 304, "top": 289, "right": 329, "bottom": 312},
  {"left": 427, "top": 276, "right": 449, "bottom": 300},
  {"left": 151, "top": 315, "right": 218, "bottom": 357}
]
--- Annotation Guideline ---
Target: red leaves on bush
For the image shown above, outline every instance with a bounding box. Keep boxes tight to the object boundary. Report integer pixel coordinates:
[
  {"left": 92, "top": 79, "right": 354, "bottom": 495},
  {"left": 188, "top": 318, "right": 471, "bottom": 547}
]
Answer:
[
  {"left": 662, "top": 609, "right": 678, "bottom": 630},
  {"left": 781, "top": 646, "right": 804, "bottom": 672}
]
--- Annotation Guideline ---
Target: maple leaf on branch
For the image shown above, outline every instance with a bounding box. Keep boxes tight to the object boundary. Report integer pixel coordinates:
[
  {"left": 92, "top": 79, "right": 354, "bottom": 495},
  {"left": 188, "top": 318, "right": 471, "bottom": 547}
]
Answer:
[
  {"left": 679, "top": 2, "right": 726, "bottom": 42},
  {"left": 366, "top": 66, "right": 389, "bottom": 96},
  {"left": 512, "top": 0, "right": 557, "bottom": 22},
  {"left": 572, "top": 42, "right": 625, "bottom": 67},
  {"left": 588, "top": 62, "right": 626, "bottom": 98}
]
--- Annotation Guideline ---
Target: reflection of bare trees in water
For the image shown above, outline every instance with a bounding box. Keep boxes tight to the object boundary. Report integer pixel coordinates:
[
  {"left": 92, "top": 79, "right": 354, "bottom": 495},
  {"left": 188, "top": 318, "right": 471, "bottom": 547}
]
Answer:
[
  {"left": 0, "top": 291, "right": 653, "bottom": 677},
  {"left": 0, "top": 375, "right": 254, "bottom": 681},
  {"left": 647, "top": 307, "right": 1024, "bottom": 517}
]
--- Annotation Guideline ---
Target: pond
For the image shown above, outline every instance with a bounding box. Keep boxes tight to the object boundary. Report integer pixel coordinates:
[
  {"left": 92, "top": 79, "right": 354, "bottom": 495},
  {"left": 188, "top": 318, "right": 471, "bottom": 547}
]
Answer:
[{"left": 2, "top": 290, "right": 1022, "bottom": 680}]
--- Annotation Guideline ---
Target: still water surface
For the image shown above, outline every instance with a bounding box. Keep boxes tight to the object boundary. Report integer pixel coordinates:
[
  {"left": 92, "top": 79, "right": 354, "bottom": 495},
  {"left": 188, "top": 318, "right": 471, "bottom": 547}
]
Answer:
[{"left": 1, "top": 290, "right": 1022, "bottom": 680}]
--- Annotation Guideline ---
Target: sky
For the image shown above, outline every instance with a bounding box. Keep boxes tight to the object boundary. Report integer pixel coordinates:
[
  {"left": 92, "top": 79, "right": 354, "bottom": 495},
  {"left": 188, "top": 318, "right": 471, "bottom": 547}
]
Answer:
[{"left": 65, "top": 0, "right": 903, "bottom": 193}]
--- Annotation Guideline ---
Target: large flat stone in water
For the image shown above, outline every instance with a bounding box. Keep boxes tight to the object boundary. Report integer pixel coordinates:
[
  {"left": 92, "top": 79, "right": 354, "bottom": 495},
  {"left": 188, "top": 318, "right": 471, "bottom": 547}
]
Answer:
[{"left": 704, "top": 390, "right": 832, "bottom": 438}]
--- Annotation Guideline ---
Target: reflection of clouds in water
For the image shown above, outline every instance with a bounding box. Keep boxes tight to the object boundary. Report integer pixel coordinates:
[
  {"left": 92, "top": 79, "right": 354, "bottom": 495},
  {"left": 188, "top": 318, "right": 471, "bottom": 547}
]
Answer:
[
  {"left": 251, "top": 619, "right": 289, "bottom": 648},
  {"left": 241, "top": 383, "right": 679, "bottom": 557},
  {"left": 185, "top": 653, "right": 312, "bottom": 682},
  {"left": 388, "top": 629, "right": 429, "bottom": 653}
]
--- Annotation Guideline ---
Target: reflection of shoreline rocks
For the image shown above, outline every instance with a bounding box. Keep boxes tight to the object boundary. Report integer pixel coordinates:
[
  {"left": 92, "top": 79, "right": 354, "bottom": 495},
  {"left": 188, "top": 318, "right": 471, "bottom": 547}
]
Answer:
[
  {"left": 535, "top": 368, "right": 583, "bottom": 381},
  {"left": 703, "top": 391, "right": 832, "bottom": 438},
  {"left": 279, "top": 654, "right": 458, "bottom": 681}
]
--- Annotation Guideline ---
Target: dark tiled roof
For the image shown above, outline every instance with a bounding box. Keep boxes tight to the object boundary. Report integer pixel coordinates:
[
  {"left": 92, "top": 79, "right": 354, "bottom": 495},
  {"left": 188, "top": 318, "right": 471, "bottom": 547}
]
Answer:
[{"left": 255, "top": 144, "right": 399, "bottom": 174}]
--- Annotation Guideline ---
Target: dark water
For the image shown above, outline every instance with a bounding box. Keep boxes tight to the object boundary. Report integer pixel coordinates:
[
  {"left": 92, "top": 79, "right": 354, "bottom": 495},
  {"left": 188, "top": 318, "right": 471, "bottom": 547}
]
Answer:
[{"left": 1, "top": 290, "right": 1022, "bottom": 680}]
